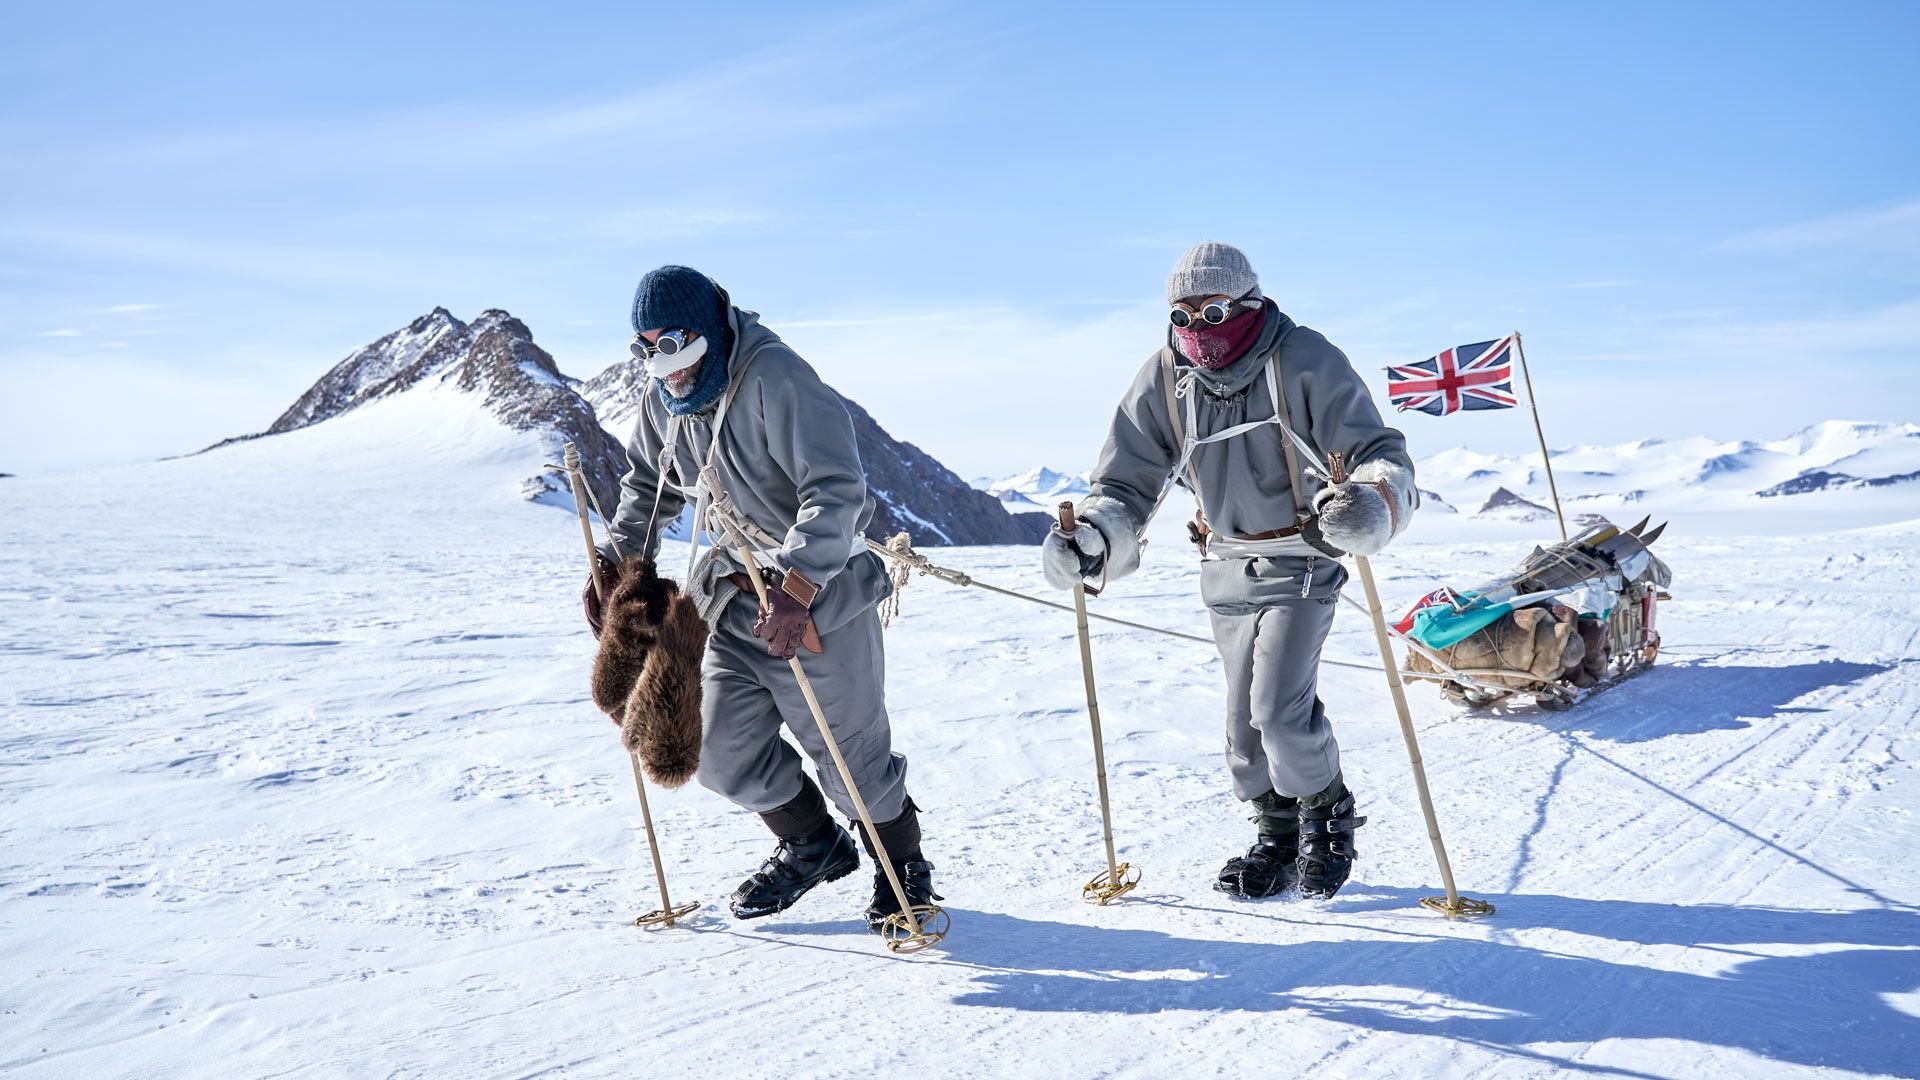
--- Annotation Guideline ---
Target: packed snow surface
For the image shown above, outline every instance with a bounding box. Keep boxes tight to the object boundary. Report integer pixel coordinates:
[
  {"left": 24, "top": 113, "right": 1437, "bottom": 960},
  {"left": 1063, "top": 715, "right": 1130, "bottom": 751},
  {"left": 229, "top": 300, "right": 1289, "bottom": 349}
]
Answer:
[{"left": 4, "top": 402, "right": 1919, "bottom": 1078}]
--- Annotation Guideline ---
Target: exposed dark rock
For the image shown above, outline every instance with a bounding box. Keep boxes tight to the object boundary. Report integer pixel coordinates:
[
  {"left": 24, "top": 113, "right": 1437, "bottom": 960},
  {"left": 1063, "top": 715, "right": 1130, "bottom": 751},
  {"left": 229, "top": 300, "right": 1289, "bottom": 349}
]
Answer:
[
  {"left": 1758, "top": 468, "right": 1920, "bottom": 497},
  {"left": 270, "top": 307, "right": 468, "bottom": 434},
  {"left": 585, "top": 356, "right": 1047, "bottom": 547},
  {"left": 208, "top": 308, "right": 626, "bottom": 512},
  {"left": 839, "top": 395, "right": 1050, "bottom": 545},
  {"left": 1478, "top": 486, "right": 1553, "bottom": 518}
]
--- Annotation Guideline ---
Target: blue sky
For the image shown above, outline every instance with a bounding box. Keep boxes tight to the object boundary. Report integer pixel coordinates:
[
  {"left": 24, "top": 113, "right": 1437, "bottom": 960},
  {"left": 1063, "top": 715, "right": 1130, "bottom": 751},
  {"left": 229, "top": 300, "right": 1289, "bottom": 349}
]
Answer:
[{"left": 3, "top": 1, "right": 1916, "bottom": 477}]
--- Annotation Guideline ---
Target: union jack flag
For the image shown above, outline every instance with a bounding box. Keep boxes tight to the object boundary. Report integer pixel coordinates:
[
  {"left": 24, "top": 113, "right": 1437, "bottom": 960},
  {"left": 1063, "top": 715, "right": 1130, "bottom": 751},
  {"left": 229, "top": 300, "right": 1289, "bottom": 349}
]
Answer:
[
  {"left": 1394, "top": 586, "right": 1462, "bottom": 634},
  {"left": 1387, "top": 335, "right": 1519, "bottom": 416}
]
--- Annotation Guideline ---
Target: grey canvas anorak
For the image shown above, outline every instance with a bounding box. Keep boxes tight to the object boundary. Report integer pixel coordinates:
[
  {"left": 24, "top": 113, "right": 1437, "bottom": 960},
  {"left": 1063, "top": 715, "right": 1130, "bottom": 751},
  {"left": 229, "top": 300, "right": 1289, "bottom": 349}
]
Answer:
[
  {"left": 604, "top": 306, "right": 891, "bottom": 635},
  {"left": 1079, "top": 303, "right": 1414, "bottom": 801},
  {"left": 1089, "top": 302, "right": 1414, "bottom": 552}
]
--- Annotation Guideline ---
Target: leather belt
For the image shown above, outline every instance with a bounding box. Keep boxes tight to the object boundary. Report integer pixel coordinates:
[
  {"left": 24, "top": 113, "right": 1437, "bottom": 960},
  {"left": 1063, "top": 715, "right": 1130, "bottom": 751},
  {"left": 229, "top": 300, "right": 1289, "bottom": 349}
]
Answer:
[{"left": 1231, "top": 524, "right": 1304, "bottom": 541}]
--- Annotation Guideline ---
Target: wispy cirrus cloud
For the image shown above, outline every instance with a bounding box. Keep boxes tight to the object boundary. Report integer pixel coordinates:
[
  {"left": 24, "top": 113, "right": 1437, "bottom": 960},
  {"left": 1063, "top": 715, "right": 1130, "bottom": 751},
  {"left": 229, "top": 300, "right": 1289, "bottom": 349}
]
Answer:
[
  {"left": 1720, "top": 196, "right": 1920, "bottom": 259},
  {"left": 89, "top": 303, "right": 168, "bottom": 315}
]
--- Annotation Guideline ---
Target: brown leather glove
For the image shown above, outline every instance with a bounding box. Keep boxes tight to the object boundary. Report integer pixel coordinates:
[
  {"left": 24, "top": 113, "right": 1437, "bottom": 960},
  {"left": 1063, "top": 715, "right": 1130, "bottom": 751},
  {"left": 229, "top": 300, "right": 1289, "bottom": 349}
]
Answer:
[
  {"left": 753, "top": 585, "right": 812, "bottom": 660},
  {"left": 583, "top": 555, "right": 616, "bottom": 639}
]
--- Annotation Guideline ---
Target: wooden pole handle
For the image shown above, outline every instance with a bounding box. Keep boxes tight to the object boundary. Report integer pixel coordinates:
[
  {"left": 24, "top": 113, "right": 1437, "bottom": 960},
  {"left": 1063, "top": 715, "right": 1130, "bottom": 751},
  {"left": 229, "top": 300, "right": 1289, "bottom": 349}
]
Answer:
[
  {"left": 1058, "top": 500, "right": 1077, "bottom": 532},
  {"left": 1327, "top": 450, "right": 1349, "bottom": 486}
]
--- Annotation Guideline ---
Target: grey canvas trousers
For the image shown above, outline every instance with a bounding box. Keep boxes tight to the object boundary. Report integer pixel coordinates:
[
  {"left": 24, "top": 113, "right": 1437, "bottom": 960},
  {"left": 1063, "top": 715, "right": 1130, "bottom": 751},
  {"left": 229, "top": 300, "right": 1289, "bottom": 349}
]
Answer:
[
  {"left": 695, "top": 594, "right": 910, "bottom": 825},
  {"left": 1202, "top": 553, "right": 1348, "bottom": 801}
]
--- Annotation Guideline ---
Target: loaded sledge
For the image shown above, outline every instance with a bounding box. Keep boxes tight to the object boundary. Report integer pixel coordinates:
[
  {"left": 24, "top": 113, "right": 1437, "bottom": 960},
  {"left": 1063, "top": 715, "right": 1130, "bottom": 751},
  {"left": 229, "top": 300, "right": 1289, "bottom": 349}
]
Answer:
[{"left": 1398, "top": 516, "right": 1673, "bottom": 710}]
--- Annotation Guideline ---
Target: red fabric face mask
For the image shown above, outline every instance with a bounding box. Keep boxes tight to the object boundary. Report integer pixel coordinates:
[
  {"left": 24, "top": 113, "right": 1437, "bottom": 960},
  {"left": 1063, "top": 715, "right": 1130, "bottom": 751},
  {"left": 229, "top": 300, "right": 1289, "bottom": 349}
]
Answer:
[{"left": 1173, "top": 302, "right": 1267, "bottom": 370}]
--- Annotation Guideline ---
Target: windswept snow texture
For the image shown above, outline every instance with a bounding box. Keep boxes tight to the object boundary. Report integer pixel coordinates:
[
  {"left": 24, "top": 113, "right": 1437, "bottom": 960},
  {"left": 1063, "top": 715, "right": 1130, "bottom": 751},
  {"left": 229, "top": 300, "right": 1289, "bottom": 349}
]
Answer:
[{"left": 4, "top": 418, "right": 1920, "bottom": 1079}]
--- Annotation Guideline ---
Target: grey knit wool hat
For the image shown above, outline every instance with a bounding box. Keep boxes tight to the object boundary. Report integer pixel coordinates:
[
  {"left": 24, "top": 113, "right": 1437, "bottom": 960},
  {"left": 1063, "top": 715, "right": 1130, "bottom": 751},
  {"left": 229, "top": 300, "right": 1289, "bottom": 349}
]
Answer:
[{"left": 1166, "top": 242, "right": 1260, "bottom": 305}]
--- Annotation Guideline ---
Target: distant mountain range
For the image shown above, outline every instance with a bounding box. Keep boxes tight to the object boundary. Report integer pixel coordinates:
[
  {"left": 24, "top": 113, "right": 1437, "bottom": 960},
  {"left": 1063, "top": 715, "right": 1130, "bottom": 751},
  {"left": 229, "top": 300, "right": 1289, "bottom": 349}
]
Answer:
[
  {"left": 212, "top": 308, "right": 1048, "bottom": 547},
  {"left": 986, "top": 420, "right": 1920, "bottom": 526},
  {"left": 980, "top": 466, "right": 1090, "bottom": 512},
  {"left": 1420, "top": 421, "right": 1920, "bottom": 509}
]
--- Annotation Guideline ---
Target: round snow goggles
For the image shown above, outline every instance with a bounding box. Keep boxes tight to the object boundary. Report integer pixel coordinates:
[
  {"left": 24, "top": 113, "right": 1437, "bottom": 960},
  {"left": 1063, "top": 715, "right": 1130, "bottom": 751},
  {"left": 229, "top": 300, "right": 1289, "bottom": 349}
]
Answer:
[
  {"left": 629, "top": 329, "right": 695, "bottom": 360},
  {"left": 1169, "top": 295, "right": 1239, "bottom": 328}
]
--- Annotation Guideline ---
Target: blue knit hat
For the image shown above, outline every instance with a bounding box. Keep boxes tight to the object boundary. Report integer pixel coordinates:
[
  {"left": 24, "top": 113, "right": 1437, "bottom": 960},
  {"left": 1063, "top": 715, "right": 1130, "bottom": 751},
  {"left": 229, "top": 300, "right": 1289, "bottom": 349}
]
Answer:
[{"left": 631, "top": 265, "right": 730, "bottom": 351}]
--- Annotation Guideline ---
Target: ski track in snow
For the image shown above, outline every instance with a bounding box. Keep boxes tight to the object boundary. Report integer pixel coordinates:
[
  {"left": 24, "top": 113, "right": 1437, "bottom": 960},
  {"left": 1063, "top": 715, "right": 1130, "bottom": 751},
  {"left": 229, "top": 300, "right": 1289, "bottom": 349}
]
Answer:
[{"left": 2, "top": 441, "right": 1918, "bottom": 1080}]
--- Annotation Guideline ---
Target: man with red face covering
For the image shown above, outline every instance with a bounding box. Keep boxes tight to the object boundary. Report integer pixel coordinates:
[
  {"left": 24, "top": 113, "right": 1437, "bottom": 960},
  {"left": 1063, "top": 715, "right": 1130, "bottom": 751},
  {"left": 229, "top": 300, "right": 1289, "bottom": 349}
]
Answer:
[{"left": 1042, "top": 243, "right": 1417, "bottom": 900}]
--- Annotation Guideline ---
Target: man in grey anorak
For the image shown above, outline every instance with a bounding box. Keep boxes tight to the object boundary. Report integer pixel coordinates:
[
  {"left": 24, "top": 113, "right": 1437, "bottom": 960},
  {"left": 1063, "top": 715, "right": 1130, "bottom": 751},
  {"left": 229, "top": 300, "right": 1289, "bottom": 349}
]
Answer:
[
  {"left": 1042, "top": 243, "right": 1417, "bottom": 899},
  {"left": 584, "top": 265, "right": 935, "bottom": 930}
]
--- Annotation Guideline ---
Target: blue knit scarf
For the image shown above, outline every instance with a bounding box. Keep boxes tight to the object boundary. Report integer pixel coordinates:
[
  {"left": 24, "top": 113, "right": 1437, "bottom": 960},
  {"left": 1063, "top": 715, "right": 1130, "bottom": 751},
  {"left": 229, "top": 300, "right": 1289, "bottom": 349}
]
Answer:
[{"left": 658, "top": 332, "right": 733, "bottom": 416}]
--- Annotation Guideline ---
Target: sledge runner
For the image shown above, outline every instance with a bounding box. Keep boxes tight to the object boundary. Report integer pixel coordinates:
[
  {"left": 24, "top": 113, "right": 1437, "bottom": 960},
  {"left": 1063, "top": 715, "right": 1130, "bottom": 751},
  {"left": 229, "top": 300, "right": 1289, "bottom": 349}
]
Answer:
[
  {"left": 583, "top": 265, "right": 937, "bottom": 931},
  {"left": 1042, "top": 243, "right": 1418, "bottom": 900}
]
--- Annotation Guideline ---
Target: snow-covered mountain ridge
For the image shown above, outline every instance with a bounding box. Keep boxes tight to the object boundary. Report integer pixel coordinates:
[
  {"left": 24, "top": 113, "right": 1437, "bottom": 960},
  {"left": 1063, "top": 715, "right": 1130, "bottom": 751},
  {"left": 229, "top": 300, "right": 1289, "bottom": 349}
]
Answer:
[
  {"left": 992, "top": 420, "right": 1920, "bottom": 537},
  {"left": 979, "top": 466, "right": 1091, "bottom": 512},
  {"left": 210, "top": 309, "right": 1048, "bottom": 546}
]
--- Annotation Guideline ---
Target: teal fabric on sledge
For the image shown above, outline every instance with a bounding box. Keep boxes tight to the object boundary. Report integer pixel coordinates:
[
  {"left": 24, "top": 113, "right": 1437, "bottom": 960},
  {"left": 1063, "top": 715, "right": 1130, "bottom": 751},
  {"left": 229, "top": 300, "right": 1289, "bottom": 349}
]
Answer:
[{"left": 1406, "top": 592, "right": 1514, "bottom": 650}]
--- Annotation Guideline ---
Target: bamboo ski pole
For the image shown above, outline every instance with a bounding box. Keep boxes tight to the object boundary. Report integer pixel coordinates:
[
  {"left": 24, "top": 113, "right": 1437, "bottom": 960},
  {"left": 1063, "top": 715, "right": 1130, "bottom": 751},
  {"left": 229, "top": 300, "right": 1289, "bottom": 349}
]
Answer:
[
  {"left": 1328, "top": 452, "right": 1493, "bottom": 919},
  {"left": 563, "top": 444, "right": 698, "bottom": 929},
  {"left": 1512, "top": 332, "right": 1567, "bottom": 542},
  {"left": 1057, "top": 503, "right": 1139, "bottom": 905},
  {"left": 717, "top": 520, "right": 948, "bottom": 954}
]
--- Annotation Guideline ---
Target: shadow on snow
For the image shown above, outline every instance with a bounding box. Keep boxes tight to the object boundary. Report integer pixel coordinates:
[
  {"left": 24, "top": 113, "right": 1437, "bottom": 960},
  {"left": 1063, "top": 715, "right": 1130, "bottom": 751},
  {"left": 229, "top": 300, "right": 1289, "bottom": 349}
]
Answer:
[
  {"left": 913, "top": 892, "right": 1920, "bottom": 1077},
  {"left": 1480, "top": 659, "right": 1893, "bottom": 742}
]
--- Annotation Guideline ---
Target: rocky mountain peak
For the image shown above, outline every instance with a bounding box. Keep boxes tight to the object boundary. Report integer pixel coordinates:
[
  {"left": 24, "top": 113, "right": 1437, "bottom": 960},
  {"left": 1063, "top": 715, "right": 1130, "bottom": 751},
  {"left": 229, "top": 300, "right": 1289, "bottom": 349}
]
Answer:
[
  {"left": 469, "top": 309, "right": 535, "bottom": 342},
  {"left": 267, "top": 306, "right": 469, "bottom": 435},
  {"left": 217, "top": 309, "right": 1043, "bottom": 546},
  {"left": 1479, "top": 486, "right": 1553, "bottom": 518},
  {"left": 216, "top": 308, "right": 625, "bottom": 513}
]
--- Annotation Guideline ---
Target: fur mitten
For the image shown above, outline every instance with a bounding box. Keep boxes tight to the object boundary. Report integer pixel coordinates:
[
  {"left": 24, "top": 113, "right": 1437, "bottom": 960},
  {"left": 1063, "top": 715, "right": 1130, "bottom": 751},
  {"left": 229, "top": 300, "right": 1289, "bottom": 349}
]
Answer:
[
  {"left": 590, "top": 558, "right": 674, "bottom": 719},
  {"left": 589, "top": 558, "right": 708, "bottom": 788},
  {"left": 621, "top": 593, "right": 706, "bottom": 788},
  {"left": 1312, "top": 459, "right": 1415, "bottom": 555}
]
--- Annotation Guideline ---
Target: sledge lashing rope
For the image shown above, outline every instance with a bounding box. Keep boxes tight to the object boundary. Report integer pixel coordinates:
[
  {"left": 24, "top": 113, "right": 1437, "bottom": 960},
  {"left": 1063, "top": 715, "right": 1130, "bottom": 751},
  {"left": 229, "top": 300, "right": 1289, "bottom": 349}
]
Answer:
[
  {"left": 1057, "top": 503, "right": 1141, "bottom": 906},
  {"left": 1328, "top": 451, "right": 1493, "bottom": 920},
  {"left": 557, "top": 445, "right": 700, "bottom": 929}
]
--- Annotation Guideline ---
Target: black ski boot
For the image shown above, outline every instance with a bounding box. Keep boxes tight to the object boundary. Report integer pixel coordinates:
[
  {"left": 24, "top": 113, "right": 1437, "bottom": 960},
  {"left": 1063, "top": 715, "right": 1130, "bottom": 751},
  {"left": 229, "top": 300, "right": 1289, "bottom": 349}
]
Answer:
[
  {"left": 730, "top": 780, "right": 860, "bottom": 920},
  {"left": 1216, "top": 790, "right": 1300, "bottom": 899},
  {"left": 854, "top": 798, "right": 941, "bottom": 932},
  {"left": 729, "top": 821, "right": 860, "bottom": 919},
  {"left": 1297, "top": 785, "right": 1367, "bottom": 899},
  {"left": 864, "top": 858, "right": 942, "bottom": 933}
]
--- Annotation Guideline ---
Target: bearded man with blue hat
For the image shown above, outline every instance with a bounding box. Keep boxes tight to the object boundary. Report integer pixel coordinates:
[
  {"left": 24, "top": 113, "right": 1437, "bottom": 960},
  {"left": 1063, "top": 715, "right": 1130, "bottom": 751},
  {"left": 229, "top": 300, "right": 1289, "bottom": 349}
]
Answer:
[{"left": 584, "top": 265, "right": 937, "bottom": 932}]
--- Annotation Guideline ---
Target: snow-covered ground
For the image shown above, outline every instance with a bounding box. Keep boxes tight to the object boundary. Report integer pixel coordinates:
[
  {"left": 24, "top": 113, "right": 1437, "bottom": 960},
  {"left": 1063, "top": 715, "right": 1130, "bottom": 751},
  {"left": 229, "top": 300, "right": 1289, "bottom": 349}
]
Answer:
[{"left": 5, "top": 396, "right": 1919, "bottom": 1078}]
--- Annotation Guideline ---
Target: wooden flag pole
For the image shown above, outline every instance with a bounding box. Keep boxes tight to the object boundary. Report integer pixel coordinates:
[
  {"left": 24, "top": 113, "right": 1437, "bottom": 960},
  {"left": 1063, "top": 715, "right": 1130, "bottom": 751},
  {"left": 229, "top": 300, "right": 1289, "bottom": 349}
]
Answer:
[{"left": 1512, "top": 331, "right": 1567, "bottom": 541}]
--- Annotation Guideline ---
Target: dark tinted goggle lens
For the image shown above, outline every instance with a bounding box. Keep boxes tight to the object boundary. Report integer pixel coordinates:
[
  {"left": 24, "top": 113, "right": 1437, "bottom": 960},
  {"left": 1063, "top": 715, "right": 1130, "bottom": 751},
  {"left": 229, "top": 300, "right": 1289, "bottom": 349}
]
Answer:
[
  {"left": 1170, "top": 299, "right": 1236, "bottom": 328},
  {"left": 628, "top": 330, "right": 689, "bottom": 359}
]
